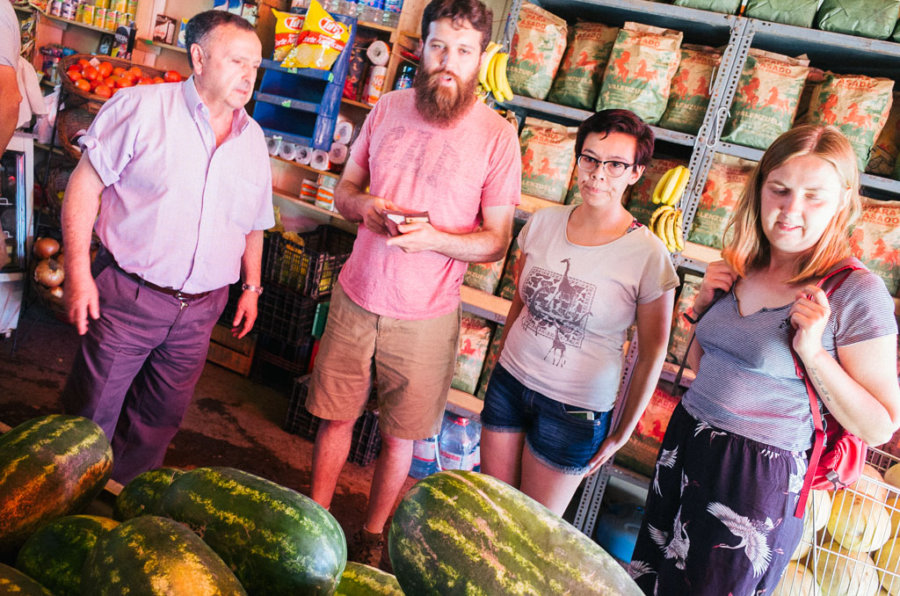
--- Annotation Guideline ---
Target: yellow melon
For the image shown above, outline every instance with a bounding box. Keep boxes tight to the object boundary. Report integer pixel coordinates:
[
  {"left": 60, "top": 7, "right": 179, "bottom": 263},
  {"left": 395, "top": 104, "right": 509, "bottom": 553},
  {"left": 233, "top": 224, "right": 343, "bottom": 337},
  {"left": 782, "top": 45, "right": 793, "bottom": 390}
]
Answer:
[
  {"left": 884, "top": 463, "right": 900, "bottom": 489},
  {"left": 846, "top": 465, "right": 889, "bottom": 504},
  {"left": 885, "top": 494, "right": 900, "bottom": 538},
  {"left": 828, "top": 491, "right": 893, "bottom": 552},
  {"left": 791, "top": 517, "right": 815, "bottom": 561},
  {"left": 773, "top": 561, "right": 819, "bottom": 596},
  {"left": 875, "top": 537, "right": 900, "bottom": 595},
  {"left": 809, "top": 490, "right": 833, "bottom": 532},
  {"left": 812, "top": 539, "right": 880, "bottom": 596}
]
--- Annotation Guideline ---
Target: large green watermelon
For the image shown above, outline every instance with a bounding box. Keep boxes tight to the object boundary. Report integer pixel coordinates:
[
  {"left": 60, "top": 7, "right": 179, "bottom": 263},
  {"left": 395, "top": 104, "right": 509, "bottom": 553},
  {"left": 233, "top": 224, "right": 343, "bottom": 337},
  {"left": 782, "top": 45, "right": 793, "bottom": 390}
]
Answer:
[
  {"left": 0, "top": 415, "right": 113, "bottom": 559},
  {"left": 15, "top": 514, "right": 119, "bottom": 596},
  {"left": 335, "top": 561, "right": 404, "bottom": 595},
  {"left": 82, "top": 515, "right": 247, "bottom": 595},
  {"left": 155, "top": 466, "right": 346, "bottom": 595},
  {"left": 114, "top": 467, "right": 184, "bottom": 521},
  {"left": 389, "top": 470, "right": 642, "bottom": 595},
  {"left": 0, "top": 562, "right": 53, "bottom": 595}
]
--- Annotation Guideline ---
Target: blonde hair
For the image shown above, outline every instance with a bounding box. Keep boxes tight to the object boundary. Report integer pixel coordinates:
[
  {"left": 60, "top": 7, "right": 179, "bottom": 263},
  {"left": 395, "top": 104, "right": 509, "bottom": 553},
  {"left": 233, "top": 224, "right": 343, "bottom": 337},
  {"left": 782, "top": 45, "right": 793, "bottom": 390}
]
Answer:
[{"left": 721, "top": 124, "right": 861, "bottom": 283}]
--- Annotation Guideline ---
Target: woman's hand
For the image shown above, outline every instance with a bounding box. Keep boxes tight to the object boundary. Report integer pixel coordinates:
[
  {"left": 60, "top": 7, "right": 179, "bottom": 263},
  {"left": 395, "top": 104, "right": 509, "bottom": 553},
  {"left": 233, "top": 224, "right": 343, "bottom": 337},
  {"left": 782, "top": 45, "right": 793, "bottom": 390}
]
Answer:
[
  {"left": 693, "top": 260, "right": 738, "bottom": 316},
  {"left": 789, "top": 284, "right": 830, "bottom": 362},
  {"left": 584, "top": 435, "right": 626, "bottom": 476}
]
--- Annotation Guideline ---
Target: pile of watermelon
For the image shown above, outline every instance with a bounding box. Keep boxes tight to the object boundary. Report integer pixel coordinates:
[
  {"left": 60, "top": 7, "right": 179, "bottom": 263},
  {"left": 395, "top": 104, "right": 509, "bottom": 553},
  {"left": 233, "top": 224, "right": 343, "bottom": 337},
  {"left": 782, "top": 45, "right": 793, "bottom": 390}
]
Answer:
[{"left": 0, "top": 414, "right": 641, "bottom": 595}]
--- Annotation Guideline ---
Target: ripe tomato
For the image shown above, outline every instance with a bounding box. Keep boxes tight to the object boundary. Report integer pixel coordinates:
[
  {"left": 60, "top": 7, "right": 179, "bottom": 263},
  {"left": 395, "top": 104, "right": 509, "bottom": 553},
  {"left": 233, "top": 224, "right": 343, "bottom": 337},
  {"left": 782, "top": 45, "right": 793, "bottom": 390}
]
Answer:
[
  {"left": 74, "top": 79, "right": 91, "bottom": 92},
  {"left": 67, "top": 70, "right": 83, "bottom": 82},
  {"left": 97, "top": 61, "right": 113, "bottom": 78},
  {"left": 113, "top": 66, "right": 126, "bottom": 76},
  {"left": 82, "top": 65, "right": 99, "bottom": 81},
  {"left": 104, "top": 75, "right": 119, "bottom": 87},
  {"left": 94, "top": 84, "right": 113, "bottom": 99},
  {"left": 115, "top": 76, "right": 134, "bottom": 88},
  {"left": 163, "top": 70, "right": 182, "bottom": 83},
  {"left": 137, "top": 77, "right": 154, "bottom": 85},
  {"left": 152, "top": 76, "right": 165, "bottom": 84},
  {"left": 128, "top": 66, "right": 143, "bottom": 79},
  {"left": 77, "top": 58, "right": 90, "bottom": 68}
]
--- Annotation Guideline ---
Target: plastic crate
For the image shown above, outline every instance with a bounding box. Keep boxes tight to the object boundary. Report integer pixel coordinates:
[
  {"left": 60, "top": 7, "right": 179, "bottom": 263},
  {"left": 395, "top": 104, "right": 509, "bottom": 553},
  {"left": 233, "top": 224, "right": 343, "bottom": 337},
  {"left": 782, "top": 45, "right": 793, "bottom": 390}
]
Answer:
[
  {"left": 217, "top": 282, "right": 244, "bottom": 328},
  {"left": 251, "top": 334, "right": 315, "bottom": 391},
  {"left": 255, "top": 284, "right": 316, "bottom": 345},
  {"left": 263, "top": 226, "right": 356, "bottom": 299},
  {"left": 285, "top": 375, "right": 381, "bottom": 466},
  {"left": 776, "top": 447, "right": 900, "bottom": 594}
]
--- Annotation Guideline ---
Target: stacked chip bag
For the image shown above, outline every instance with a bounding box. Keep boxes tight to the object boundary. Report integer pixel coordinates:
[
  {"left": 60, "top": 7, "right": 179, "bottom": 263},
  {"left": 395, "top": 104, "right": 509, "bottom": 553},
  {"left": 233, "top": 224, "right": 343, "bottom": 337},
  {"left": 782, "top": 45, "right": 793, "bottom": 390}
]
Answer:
[
  {"left": 596, "top": 22, "right": 683, "bottom": 125},
  {"left": 806, "top": 73, "right": 895, "bottom": 171},
  {"left": 721, "top": 49, "right": 809, "bottom": 150},
  {"left": 866, "top": 93, "right": 900, "bottom": 177},
  {"left": 849, "top": 198, "right": 900, "bottom": 295},
  {"left": 451, "top": 314, "right": 494, "bottom": 395},
  {"left": 476, "top": 326, "right": 505, "bottom": 399},
  {"left": 547, "top": 21, "right": 619, "bottom": 110},
  {"left": 816, "top": 0, "right": 900, "bottom": 40},
  {"left": 659, "top": 44, "right": 721, "bottom": 135},
  {"left": 496, "top": 232, "right": 523, "bottom": 301},
  {"left": 626, "top": 157, "right": 686, "bottom": 226},
  {"left": 688, "top": 154, "right": 756, "bottom": 250},
  {"left": 519, "top": 117, "right": 578, "bottom": 203},
  {"left": 463, "top": 257, "right": 507, "bottom": 295},
  {"left": 565, "top": 168, "right": 582, "bottom": 206},
  {"left": 281, "top": 0, "right": 350, "bottom": 70},
  {"left": 667, "top": 273, "right": 702, "bottom": 364},
  {"left": 744, "top": 0, "right": 819, "bottom": 28},
  {"left": 506, "top": 1, "right": 568, "bottom": 100},
  {"left": 272, "top": 9, "right": 304, "bottom": 61}
]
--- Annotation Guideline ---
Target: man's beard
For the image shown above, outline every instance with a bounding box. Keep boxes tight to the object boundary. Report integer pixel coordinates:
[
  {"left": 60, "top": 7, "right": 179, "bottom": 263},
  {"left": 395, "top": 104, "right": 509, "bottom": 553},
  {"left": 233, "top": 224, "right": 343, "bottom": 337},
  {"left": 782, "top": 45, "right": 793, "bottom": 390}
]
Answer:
[{"left": 413, "top": 67, "right": 477, "bottom": 126}]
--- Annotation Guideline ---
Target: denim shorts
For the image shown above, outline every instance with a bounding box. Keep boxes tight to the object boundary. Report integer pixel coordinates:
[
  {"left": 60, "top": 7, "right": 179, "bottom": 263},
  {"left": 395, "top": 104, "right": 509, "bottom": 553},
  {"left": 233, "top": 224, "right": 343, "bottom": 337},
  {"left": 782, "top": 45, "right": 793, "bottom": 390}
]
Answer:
[{"left": 481, "top": 364, "right": 612, "bottom": 475}]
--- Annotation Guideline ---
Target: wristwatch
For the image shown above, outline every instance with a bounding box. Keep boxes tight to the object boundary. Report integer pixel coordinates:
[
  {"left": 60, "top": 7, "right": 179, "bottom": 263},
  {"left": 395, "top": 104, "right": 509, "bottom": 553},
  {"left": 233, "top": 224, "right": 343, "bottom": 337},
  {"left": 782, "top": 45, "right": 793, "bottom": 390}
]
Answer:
[{"left": 241, "top": 283, "right": 264, "bottom": 296}]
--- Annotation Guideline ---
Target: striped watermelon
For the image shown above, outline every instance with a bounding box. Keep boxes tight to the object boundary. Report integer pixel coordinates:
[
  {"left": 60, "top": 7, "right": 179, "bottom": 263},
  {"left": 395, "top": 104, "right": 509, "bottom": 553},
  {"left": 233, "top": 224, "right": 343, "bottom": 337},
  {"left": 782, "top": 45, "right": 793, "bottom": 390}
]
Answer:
[
  {"left": 0, "top": 415, "right": 113, "bottom": 558},
  {"left": 335, "top": 562, "right": 403, "bottom": 595},
  {"left": 15, "top": 515, "right": 119, "bottom": 596},
  {"left": 156, "top": 466, "right": 346, "bottom": 595},
  {"left": 0, "top": 562, "right": 53, "bottom": 595},
  {"left": 114, "top": 467, "right": 184, "bottom": 521},
  {"left": 82, "top": 515, "right": 247, "bottom": 595},
  {"left": 388, "top": 470, "right": 643, "bottom": 595}
]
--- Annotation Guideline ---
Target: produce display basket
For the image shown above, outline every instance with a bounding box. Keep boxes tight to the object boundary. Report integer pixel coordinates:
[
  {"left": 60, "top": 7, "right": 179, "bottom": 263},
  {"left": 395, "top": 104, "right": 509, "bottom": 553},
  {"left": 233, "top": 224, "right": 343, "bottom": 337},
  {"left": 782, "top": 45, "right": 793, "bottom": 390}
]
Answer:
[
  {"left": 262, "top": 226, "right": 355, "bottom": 299},
  {"left": 255, "top": 283, "right": 316, "bottom": 345},
  {"left": 285, "top": 375, "right": 381, "bottom": 466},
  {"left": 56, "top": 107, "right": 95, "bottom": 160},
  {"left": 777, "top": 447, "right": 900, "bottom": 594},
  {"left": 59, "top": 54, "right": 166, "bottom": 113}
]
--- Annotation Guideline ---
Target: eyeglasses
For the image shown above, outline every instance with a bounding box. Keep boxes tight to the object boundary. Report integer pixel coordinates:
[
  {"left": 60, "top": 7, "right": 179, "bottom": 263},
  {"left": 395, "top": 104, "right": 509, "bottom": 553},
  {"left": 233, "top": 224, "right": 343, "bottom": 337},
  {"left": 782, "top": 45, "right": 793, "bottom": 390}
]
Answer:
[{"left": 576, "top": 154, "right": 634, "bottom": 178}]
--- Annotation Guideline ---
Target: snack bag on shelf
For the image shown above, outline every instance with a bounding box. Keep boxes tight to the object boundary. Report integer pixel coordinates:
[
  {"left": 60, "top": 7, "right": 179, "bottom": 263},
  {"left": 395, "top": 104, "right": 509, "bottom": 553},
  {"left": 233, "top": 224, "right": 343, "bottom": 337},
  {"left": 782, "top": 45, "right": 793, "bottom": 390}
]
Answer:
[
  {"left": 615, "top": 385, "right": 680, "bottom": 478},
  {"left": 450, "top": 314, "right": 493, "bottom": 395},
  {"left": 565, "top": 167, "right": 582, "bottom": 206},
  {"left": 476, "top": 325, "right": 505, "bottom": 399},
  {"left": 849, "top": 198, "right": 900, "bottom": 296},
  {"left": 866, "top": 93, "right": 900, "bottom": 177},
  {"left": 496, "top": 234, "right": 523, "bottom": 301},
  {"left": 687, "top": 154, "right": 756, "bottom": 249},
  {"left": 463, "top": 257, "right": 506, "bottom": 295},
  {"left": 667, "top": 273, "right": 702, "bottom": 364},
  {"left": 672, "top": 0, "right": 741, "bottom": 13},
  {"left": 519, "top": 117, "right": 578, "bottom": 203},
  {"left": 272, "top": 8, "right": 303, "bottom": 61},
  {"left": 792, "top": 67, "right": 826, "bottom": 124},
  {"left": 625, "top": 157, "right": 686, "bottom": 226},
  {"left": 547, "top": 22, "right": 618, "bottom": 111},
  {"left": 744, "top": 0, "right": 819, "bottom": 28},
  {"left": 806, "top": 73, "right": 895, "bottom": 171},
  {"left": 596, "top": 22, "right": 683, "bottom": 125},
  {"left": 506, "top": 1, "right": 568, "bottom": 100},
  {"left": 816, "top": 0, "right": 900, "bottom": 40},
  {"left": 281, "top": 0, "right": 350, "bottom": 71},
  {"left": 721, "top": 49, "right": 809, "bottom": 150},
  {"left": 658, "top": 44, "right": 721, "bottom": 135}
]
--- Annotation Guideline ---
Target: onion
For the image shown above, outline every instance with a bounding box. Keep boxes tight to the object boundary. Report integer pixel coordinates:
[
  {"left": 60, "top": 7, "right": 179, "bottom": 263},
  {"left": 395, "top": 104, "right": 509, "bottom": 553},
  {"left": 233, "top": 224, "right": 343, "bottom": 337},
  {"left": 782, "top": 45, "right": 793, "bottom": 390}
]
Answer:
[
  {"left": 34, "top": 258, "right": 65, "bottom": 288},
  {"left": 33, "top": 237, "right": 60, "bottom": 259},
  {"left": 48, "top": 285, "right": 64, "bottom": 299}
]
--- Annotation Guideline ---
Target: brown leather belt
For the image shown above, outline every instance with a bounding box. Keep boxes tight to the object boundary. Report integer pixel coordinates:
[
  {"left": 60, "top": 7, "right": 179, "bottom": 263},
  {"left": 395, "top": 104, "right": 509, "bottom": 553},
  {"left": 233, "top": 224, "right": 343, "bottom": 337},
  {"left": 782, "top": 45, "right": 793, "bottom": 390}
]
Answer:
[{"left": 116, "top": 266, "right": 211, "bottom": 301}]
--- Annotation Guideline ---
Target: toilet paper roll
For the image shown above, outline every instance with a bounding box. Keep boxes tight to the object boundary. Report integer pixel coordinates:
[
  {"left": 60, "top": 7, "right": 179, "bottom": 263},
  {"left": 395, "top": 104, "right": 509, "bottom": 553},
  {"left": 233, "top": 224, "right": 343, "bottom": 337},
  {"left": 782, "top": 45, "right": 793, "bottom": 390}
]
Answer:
[
  {"left": 333, "top": 121, "right": 354, "bottom": 144},
  {"left": 329, "top": 143, "right": 349, "bottom": 165},
  {"left": 366, "top": 40, "right": 390, "bottom": 66},
  {"left": 295, "top": 146, "right": 312, "bottom": 165},
  {"left": 311, "top": 149, "right": 330, "bottom": 171},
  {"left": 278, "top": 142, "right": 298, "bottom": 161},
  {"left": 266, "top": 135, "right": 283, "bottom": 156}
]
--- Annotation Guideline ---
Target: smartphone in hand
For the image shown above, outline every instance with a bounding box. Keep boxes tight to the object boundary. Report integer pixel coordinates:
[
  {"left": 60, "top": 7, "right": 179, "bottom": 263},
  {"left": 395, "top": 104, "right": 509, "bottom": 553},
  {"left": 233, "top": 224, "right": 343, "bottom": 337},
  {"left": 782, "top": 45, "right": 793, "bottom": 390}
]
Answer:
[{"left": 383, "top": 209, "right": 430, "bottom": 237}]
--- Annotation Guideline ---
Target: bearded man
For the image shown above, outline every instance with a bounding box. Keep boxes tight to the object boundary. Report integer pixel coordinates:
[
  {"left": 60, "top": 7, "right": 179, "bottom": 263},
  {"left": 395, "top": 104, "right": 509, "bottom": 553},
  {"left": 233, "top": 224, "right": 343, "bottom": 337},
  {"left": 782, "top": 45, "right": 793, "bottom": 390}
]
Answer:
[{"left": 306, "top": 0, "right": 521, "bottom": 568}]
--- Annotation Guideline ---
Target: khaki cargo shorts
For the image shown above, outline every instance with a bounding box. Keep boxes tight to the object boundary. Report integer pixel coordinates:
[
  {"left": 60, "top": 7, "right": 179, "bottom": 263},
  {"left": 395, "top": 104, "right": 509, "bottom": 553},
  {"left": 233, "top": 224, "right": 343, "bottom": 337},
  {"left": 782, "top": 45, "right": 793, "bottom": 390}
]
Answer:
[{"left": 307, "top": 283, "right": 460, "bottom": 440}]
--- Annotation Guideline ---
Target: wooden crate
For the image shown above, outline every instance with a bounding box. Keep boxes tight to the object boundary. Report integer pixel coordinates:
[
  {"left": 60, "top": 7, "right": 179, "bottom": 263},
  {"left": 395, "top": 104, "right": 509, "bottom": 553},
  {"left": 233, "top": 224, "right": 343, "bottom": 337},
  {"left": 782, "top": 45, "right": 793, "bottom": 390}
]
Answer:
[{"left": 207, "top": 324, "right": 256, "bottom": 377}]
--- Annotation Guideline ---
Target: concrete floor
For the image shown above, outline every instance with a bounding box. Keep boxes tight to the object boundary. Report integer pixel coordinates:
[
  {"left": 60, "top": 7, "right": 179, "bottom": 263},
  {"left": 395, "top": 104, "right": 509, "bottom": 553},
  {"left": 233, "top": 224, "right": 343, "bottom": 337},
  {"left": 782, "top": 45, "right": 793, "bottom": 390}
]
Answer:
[{"left": 0, "top": 303, "right": 416, "bottom": 541}]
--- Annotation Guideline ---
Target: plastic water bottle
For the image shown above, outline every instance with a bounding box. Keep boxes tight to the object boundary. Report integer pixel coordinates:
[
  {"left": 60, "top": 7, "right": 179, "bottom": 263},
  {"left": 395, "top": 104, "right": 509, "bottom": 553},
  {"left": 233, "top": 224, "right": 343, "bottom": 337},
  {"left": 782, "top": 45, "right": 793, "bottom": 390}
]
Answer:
[
  {"left": 409, "top": 435, "right": 438, "bottom": 479},
  {"left": 437, "top": 413, "right": 481, "bottom": 471}
]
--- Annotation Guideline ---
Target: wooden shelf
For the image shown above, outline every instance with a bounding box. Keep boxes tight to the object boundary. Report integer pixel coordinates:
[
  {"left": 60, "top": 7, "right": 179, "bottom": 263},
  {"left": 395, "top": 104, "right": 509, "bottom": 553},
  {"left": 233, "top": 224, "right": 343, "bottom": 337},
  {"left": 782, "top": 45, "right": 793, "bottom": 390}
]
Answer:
[
  {"left": 357, "top": 19, "right": 396, "bottom": 33},
  {"left": 341, "top": 98, "right": 373, "bottom": 110},
  {"left": 459, "top": 284, "right": 510, "bottom": 325},
  {"left": 13, "top": 4, "right": 32, "bottom": 14},
  {"left": 38, "top": 9, "right": 116, "bottom": 35},
  {"left": 34, "top": 142, "right": 66, "bottom": 157},
  {"left": 270, "top": 154, "right": 339, "bottom": 179},
  {"left": 272, "top": 188, "right": 343, "bottom": 217},
  {"left": 446, "top": 387, "right": 484, "bottom": 418},
  {"left": 136, "top": 37, "right": 188, "bottom": 55}
]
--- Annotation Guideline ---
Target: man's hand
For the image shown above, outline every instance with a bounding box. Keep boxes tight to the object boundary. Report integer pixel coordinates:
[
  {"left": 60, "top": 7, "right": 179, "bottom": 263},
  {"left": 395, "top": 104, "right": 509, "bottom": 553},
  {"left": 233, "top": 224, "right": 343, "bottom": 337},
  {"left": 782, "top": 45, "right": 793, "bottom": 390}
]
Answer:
[
  {"left": 232, "top": 291, "right": 259, "bottom": 339},
  {"left": 386, "top": 221, "right": 444, "bottom": 253},
  {"left": 362, "top": 197, "right": 397, "bottom": 236},
  {"left": 66, "top": 271, "right": 100, "bottom": 335}
]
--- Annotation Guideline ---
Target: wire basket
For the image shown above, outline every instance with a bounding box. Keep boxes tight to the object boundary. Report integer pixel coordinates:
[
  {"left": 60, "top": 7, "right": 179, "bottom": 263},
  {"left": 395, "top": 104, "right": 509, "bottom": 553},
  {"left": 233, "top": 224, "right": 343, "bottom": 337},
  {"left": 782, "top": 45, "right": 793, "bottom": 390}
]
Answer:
[
  {"left": 775, "top": 447, "right": 900, "bottom": 595},
  {"left": 262, "top": 226, "right": 355, "bottom": 299}
]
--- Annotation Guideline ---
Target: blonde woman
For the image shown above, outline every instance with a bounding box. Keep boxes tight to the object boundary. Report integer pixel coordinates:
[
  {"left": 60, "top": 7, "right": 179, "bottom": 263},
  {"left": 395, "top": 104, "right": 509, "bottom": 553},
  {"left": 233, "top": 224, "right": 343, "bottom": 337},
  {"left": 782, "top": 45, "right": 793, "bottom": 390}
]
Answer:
[{"left": 629, "top": 125, "right": 900, "bottom": 594}]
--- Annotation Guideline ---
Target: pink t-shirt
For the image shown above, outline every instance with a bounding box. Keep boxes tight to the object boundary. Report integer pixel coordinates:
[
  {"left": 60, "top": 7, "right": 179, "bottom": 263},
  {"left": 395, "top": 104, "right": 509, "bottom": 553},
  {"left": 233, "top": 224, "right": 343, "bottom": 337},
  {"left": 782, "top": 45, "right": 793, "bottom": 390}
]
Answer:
[{"left": 339, "top": 89, "right": 521, "bottom": 319}]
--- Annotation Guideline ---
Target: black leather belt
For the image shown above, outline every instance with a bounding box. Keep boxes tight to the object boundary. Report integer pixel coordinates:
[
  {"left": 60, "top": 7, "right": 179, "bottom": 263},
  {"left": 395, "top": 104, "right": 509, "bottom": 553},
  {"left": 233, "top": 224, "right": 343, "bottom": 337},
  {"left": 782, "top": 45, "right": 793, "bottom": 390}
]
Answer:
[{"left": 118, "top": 267, "right": 211, "bottom": 301}]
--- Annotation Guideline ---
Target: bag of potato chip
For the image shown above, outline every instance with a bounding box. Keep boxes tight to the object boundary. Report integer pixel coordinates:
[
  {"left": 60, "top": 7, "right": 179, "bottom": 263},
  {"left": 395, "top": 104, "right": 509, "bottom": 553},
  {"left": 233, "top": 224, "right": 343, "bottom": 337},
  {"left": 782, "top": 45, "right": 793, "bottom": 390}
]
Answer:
[
  {"left": 866, "top": 93, "right": 900, "bottom": 176},
  {"left": 476, "top": 326, "right": 505, "bottom": 399},
  {"left": 519, "top": 117, "right": 578, "bottom": 203},
  {"left": 507, "top": 1, "right": 568, "bottom": 100},
  {"left": 673, "top": 0, "right": 740, "bottom": 13},
  {"left": 816, "top": 0, "right": 900, "bottom": 40},
  {"left": 464, "top": 258, "right": 506, "bottom": 294},
  {"left": 667, "top": 274, "right": 703, "bottom": 364},
  {"left": 659, "top": 44, "right": 721, "bottom": 134},
  {"left": 596, "top": 22, "right": 683, "bottom": 125},
  {"left": 849, "top": 198, "right": 900, "bottom": 295},
  {"left": 272, "top": 9, "right": 304, "bottom": 62},
  {"left": 807, "top": 73, "right": 895, "bottom": 171},
  {"left": 451, "top": 314, "right": 493, "bottom": 394},
  {"left": 547, "top": 22, "right": 618, "bottom": 110},
  {"left": 688, "top": 154, "right": 757, "bottom": 249},
  {"left": 626, "top": 157, "right": 687, "bottom": 226},
  {"left": 721, "top": 49, "right": 809, "bottom": 150},
  {"left": 281, "top": 0, "right": 350, "bottom": 71},
  {"left": 744, "top": 0, "right": 819, "bottom": 28},
  {"left": 792, "top": 67, "right": 826, "bottom": 125}
]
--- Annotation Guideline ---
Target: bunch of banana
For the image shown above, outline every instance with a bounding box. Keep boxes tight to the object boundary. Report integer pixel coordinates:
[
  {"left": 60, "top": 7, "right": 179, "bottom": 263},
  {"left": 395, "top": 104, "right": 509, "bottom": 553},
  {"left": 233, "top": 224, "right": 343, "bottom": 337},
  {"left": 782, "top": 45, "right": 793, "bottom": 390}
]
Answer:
[
  {"left": 649, "top": 205, "right": 685, "bottom": 253},
  {"left": 652, "top": 165, "right": 690, "bottom": 206},
  {"left": 478, "top": 42, "right": 514, "bottom": 103}
]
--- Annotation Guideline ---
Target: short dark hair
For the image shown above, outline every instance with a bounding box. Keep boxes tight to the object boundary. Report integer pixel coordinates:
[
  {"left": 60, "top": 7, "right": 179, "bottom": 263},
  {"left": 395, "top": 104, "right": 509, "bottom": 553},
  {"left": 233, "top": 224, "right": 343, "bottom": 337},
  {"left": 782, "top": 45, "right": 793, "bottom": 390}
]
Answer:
[
  {"left": 575, "top": 109, "right": 655, "bottom": 167},
  {"left": 185, "top": 10, "right": 256, "bottom": 69},
  {"left": 421, "top": 0, "right": 493, "bottom": 52}
]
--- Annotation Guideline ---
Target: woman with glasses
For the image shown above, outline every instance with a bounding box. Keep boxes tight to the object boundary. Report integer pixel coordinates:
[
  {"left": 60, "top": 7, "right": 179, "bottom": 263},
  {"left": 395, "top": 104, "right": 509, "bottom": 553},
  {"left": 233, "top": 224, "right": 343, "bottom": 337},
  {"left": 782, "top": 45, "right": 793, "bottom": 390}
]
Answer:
[{"left": 480, "top": 109, "right": 679, "bottom": 515}]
